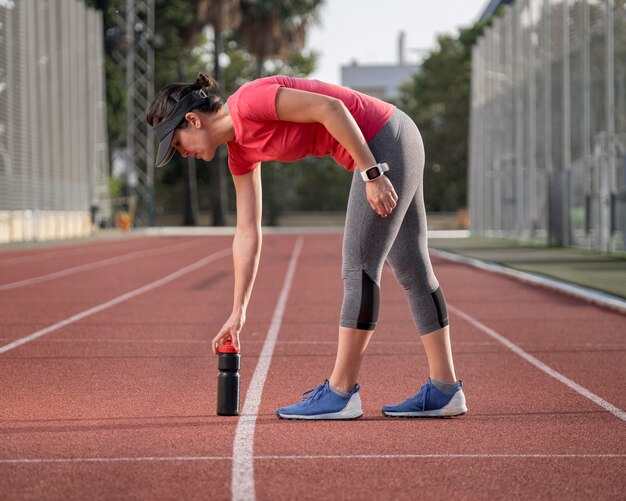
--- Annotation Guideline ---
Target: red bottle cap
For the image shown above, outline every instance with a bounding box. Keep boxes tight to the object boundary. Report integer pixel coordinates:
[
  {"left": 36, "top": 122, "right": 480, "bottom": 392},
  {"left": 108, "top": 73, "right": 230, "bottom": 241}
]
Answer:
[{"left": 218, "top": 340, "right": 239, "bottom": 354}]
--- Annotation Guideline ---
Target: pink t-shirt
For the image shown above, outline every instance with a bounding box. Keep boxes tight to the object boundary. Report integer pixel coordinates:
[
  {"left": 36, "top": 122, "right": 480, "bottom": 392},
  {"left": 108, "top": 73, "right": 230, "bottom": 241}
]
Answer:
[{"left": 225, "top": 76, "right": 396, "bottom": 176}]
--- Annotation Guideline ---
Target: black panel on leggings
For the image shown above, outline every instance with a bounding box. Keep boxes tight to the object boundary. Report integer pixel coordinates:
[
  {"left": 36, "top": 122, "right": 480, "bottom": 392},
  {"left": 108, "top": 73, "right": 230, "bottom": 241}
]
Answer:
[
  {"left": 430, "top": 286, "right": 449, "bottom": 328},
  {"left": 357, "top": 270, "right": 380, "bottom": 330}
]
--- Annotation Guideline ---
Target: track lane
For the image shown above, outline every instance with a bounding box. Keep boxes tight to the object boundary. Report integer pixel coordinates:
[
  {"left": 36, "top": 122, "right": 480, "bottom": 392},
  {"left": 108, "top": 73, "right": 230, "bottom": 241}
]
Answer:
[
  {"left": 253, "top": 234, "right": 626, "bottom": 500},
  {"left": 0, "top": 238, "right": 232, "bottom": 344},
  {"left": 1, "top": 233, "right": 625, "bottom": 500},
  {"left": 0, "top": 238, "right": 211, "bottom": 291},
  {"left": 0, "top": 235, "right": 300, "bottom": 501},
  {"left": 433, "top": 256, "right": 626, "bottom": 411},
  {"left": 0, "top": 236, "right": 146, "bottom": 264},
  {"left": 0, "top": 237, "right": 206, "bottom": 285},
  {"left": 0, "top": 236, "right": 179, "bottom": 266}
]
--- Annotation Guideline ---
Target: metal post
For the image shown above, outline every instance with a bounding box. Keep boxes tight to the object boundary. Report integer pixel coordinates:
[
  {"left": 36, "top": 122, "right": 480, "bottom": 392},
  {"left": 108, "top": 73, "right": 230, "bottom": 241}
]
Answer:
[
  {"left": 606, "top": 0, "right": 616, "bottom": 251},
  {"left": 562, "top": 0, "right": 572, "bottom": 246},
  {"left": 543, "top": 0, "right": 555, "bottom": 245},
  {"left": 17, "top": 0, "right": 28, "bottom": 221},
  {"left": 501, "top": 17, "right": 510, "bottom": 234},
  {"left": 514, "top": 2, "right": 525, "bottom": 238},
  {"left": 47, "top": 2, "right": 58, "bottom": 227},
  {"left": 69, "top": 0, "right": 79, "bottom": 232},
  {"left": 485, "top": 34, "right": 494, "bottom": 236},
  {"left": 528, "top": 0, "right": 538, "bottom": 239},
  {"left": 146, "top": 0, "right": 155, "bottom": 225},
  {"left": 494, "top": 23, "right": 501, "bottom": 234},
  {"left": 469, "top": 43, "right": 478, "bottom": 235},
  {"left": 125, "top": 0, "right": 135, "bottom": 213},
  {"left": 119, "top": 0, "right": 156, "bottom": 226},
  {"left": 543, "top": 0, "right": 552, "bottom": 177},
  {"left": 582, "top": 0, "right": 592, "bottom": 248}
]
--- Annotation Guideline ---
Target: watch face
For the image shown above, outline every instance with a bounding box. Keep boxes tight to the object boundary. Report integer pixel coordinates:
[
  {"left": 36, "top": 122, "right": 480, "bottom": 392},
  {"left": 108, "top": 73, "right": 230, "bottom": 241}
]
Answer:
[{"left": 366, "top": 167, "right": 380, "bottom": 179}]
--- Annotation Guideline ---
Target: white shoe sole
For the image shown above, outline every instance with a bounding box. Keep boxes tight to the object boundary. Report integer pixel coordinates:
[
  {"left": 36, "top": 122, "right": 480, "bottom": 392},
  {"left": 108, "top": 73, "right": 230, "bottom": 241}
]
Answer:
[
  {"left": 382, "top": 390, "right": 468, "bottom": 418},
  {"left": 276, "top": 392, "right": 363, "bottom": 420}
]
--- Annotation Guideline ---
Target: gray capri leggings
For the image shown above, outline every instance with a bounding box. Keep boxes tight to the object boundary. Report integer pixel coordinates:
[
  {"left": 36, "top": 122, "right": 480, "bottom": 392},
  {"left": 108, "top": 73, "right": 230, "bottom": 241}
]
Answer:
[{"left": 340, "top": 109, "right": 449, "bottom": 335}]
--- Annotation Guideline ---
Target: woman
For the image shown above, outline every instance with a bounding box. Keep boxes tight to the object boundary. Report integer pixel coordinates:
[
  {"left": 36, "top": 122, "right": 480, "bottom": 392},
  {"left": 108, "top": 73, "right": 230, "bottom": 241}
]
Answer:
[{"left": 147, "top": 73, "right": 467, "bottom": 420}]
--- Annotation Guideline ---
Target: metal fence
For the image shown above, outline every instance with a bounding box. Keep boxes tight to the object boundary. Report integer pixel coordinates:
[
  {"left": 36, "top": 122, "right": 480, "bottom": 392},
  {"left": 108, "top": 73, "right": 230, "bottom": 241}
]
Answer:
[
  {"left": 0, "top": 0, "right": 110, "bottom": 243},
  {"left": 469, "top": 0, "right": 626, "bottom": 252}
]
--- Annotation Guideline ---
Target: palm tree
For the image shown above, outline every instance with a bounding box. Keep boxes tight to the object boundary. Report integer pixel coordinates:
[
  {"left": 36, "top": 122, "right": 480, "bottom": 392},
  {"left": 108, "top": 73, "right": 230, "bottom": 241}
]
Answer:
[
  {"left": 233, "top": 0, "right": 324, "bottom": 225},
  {"left": 177, "top": 0, "right": 324, "bottom": 226},
  {"left": 179, "top": 0, "right": 242, "bottom": 226},
  {"left": 237, "top": 0, "right": 324, "bottom": 78}
]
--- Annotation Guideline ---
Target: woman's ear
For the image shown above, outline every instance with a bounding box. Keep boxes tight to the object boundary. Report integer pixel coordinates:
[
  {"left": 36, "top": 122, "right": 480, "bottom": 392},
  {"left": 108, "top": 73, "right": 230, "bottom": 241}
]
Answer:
[{"left": 185, "top": 112, "right": 202, "bottom": 128}]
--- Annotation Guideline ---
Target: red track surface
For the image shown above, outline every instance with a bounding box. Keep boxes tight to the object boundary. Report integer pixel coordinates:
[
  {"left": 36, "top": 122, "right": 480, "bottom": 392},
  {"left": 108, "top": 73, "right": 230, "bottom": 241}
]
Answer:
[{"left": 1, "top": 234, "right": 625, "bottom": 500}]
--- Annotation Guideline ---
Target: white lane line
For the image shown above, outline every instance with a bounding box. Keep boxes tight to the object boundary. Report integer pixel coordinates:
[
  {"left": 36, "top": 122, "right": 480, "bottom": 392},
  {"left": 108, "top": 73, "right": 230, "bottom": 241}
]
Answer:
[
  {"left": 232, "top": 237, "right": 303, "bottom": 501},
  {"left": 0, "top": 238, "right": 150, "bottom": 266},
  {"left": 0, "top": 249, "right": 231, "bottom": 355},
  {"left": 0, "top": 338, "right": 499, "bottom": 346},
  {"left": 1, "top": 453, "right": 624, "bottom": 464},
  {"left": 256, "top": 453, "right": 626, "bottom": 460},
  {"left": 0, "top": 239, "right": 208, "bottom": 291},
  {"left": 448, "top": 304, "right": 626, "bottom": 422}
]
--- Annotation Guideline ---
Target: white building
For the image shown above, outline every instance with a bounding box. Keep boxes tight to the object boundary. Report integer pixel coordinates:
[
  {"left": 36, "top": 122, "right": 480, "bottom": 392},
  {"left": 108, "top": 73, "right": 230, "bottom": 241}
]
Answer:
[{"left": 341, "top": 31, "right": 420, "bottom": 101}]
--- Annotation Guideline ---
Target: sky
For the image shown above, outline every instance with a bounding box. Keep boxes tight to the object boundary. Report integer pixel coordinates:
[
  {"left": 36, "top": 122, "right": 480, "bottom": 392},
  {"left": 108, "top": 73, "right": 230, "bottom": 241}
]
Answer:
[{"left": 304, "top": 0, "right": 490, "bottom": 85}]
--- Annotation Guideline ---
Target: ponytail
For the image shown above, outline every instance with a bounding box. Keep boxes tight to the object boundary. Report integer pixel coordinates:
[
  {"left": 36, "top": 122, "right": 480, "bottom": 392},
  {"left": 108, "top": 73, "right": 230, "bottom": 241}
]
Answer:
[{"left": 147, "top": 72, "right": 222, "bottom": 126}]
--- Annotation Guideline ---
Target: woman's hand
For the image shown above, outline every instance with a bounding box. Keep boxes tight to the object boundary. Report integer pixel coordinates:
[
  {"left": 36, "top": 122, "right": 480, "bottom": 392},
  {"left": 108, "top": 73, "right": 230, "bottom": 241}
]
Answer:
[
  {"left": 212, "top": 311, "right": 246, "bottom": 355},
  {"left": 366, "top": 176, "right": 398, "bottom": 218}
]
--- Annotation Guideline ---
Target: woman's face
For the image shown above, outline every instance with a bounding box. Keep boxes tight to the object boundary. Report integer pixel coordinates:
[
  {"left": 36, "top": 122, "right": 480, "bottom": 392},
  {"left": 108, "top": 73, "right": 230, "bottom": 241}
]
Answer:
[{"left": 171, "top": 113, "right": 217, "bottom": 162}]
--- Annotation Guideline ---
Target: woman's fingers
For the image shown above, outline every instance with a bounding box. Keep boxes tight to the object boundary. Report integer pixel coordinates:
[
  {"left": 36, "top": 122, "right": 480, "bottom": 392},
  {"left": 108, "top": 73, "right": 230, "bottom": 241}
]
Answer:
[
  {"left": 369, "top": 198, "right": 393, "bottom": 217},
  {"left": 366, "top": 177, "right": 398, "bottom": 217},
  {"left": 212, "top": 329, "right": 231, "bottom": 355},
  {"left": 231, "top": 332, "right": 240, "bottom": 351},
  {"left": 212, "top": 324, "right": 243, "bottom": 355},
  {"left": 212, "top": 333, "right": 222, "bottom": 355},
  {"left": 382, "top": 199, "right": 394, "bottom": 215},
  {"left": 375, "top": 194, "right": 397, "bottom": 217}
]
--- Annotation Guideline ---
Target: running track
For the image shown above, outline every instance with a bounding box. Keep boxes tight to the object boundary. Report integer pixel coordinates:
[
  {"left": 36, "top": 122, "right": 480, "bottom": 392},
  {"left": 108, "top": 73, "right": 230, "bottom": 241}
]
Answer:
[{"left": 1, "top": 234, "right": 625, "bottom": 500}]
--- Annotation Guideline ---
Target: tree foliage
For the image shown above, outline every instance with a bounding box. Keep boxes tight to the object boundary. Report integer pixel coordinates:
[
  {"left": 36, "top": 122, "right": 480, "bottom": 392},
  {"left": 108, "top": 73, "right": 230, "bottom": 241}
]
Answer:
[
  {"left": 88, "top": 1, "right": 491, "bottom": 223},
  {"left": 237, "top": 0, "right": 324, "bottom": 77},
  {"left": 87, "top": 0, "right": 329, "bottom": 224},
  {"left": 397, "top": 23, "right": 485, "bottom": 212}
]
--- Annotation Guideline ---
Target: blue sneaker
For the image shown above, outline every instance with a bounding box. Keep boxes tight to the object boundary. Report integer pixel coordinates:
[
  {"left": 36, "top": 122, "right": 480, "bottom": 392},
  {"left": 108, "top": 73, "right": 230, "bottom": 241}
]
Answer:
[
  {"left": 276, "top": 380, "right": 363, "bottom": 420},
  {"left": 381, "top": 378, "right": 467, "bottom": 418}
]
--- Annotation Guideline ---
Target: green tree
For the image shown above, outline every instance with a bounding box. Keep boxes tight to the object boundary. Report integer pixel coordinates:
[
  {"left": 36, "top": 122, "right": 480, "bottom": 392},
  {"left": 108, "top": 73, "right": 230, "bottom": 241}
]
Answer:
[
  {"left": 397, "top": 23, "right": 485, "bottom": 212},
  {"left": 220, "top": 35, "right": 322, "bottom": 225},
  {"left": 88, "top": 0, "right": 348, "bottom": 226},
  {"left": 182, "top": 1, "right": 242, "bottom": 226},
  {"left": 236, "top": 0, "right": 324, "bottom": 78}
]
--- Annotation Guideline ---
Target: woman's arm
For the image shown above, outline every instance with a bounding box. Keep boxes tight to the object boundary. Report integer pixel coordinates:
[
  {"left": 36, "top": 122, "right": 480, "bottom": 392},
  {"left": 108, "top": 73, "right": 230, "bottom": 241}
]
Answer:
[
  {"left": 275, "top": 87, "right": 397, "bottom": 217},
  {"left": 211, "top": 166, "right": 262, "bottom": 354}
]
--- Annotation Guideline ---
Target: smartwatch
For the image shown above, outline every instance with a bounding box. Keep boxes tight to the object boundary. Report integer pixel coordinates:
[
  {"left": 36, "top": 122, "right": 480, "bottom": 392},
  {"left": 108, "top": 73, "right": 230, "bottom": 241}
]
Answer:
[{"left": 360, "top": 162, "right": 389, "bottom": 182}]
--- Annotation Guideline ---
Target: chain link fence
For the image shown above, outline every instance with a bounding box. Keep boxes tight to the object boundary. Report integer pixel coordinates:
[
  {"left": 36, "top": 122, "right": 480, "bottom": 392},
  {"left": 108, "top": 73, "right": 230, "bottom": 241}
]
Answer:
[
  {"left": 469, "top": 0, "right": 626, "bottom": 252},
  {"left": 0, "top": 0, "right": 110, "bottom": 243}
]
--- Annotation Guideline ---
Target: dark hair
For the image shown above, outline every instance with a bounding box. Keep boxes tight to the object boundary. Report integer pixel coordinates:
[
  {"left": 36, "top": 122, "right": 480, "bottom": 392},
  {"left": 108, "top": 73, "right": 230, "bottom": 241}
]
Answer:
[{"left": 146, "top": 73, "right": 222, "bottom": 127}]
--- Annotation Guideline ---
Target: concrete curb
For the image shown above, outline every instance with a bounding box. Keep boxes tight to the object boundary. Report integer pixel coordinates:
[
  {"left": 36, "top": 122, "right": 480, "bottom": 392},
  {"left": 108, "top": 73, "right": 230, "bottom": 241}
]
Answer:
[
  {"left": 134, "top": 227, "right": 471, "bottom": 238},
  {"left": 133, "top": 226, "right": 344, "bottom": 236},
  {"left": 430, "top": 248, "right": 626, "bottom": 315}
]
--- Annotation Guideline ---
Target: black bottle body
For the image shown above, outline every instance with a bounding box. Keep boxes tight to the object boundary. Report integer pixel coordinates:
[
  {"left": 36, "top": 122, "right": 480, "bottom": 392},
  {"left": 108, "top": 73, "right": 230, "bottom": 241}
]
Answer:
[{"left": 217, "top": 352, "right": 240, "bottom": 415}]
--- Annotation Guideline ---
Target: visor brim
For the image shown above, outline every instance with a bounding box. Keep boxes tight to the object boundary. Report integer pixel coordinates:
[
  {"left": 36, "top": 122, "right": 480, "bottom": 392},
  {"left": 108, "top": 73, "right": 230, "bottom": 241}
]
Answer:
[
  {"left": 151, "top": 89, "right": 210, "bottom": 168},
  {"left": 155, "top": 128, "right": 176, "bottom": 169}
]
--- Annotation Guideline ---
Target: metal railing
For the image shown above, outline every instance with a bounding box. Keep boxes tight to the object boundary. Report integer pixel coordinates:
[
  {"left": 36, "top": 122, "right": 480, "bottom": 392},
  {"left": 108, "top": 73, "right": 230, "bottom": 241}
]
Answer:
[{"left": 469, "top": 0, "right": 626, "bottom": 252}]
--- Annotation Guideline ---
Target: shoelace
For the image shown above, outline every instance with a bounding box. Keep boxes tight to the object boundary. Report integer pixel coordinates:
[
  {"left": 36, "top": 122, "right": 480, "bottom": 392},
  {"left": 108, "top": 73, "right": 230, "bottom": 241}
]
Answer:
[
  {"left": 422, "top": 385, "right": 430, "bottom": 412},
  {"left": 411, "top": 384, "right": 430, "bottom": 412},
  {"left": 300, "top": 381, "right": 328, "bottom": 404}
]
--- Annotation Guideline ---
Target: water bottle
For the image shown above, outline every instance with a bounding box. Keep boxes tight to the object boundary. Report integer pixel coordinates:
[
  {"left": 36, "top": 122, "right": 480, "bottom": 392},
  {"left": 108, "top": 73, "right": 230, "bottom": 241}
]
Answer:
[{"left": 217, "top": 340, "right": 240, "bottom": 415}]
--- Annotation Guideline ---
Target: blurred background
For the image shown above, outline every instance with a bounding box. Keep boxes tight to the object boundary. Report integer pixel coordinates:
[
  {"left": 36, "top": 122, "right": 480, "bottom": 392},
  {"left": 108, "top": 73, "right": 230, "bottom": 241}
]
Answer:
[{"left": 0, "top": 0, "right": 625, "bottom": 252}]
